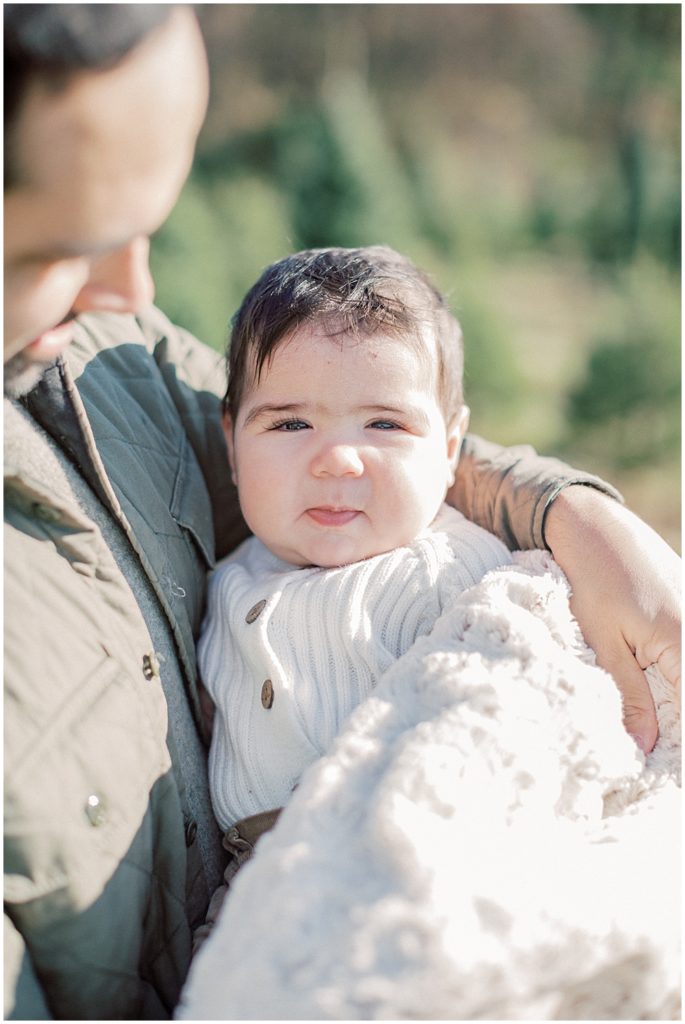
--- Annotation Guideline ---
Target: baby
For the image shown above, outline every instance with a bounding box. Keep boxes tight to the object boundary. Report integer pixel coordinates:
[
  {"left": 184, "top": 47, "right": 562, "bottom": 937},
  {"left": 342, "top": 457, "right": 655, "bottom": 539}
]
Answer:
[{"left": 198, "top": 245, "right": 510, "bottom": 845}]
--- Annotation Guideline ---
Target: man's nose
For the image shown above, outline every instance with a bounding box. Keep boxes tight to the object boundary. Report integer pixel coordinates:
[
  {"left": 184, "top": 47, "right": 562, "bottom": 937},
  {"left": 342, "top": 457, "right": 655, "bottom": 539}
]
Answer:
[
  {"left": 311, "top": 441, "right": 364, "bottom": 478},
  {"left": 72, "top": 237, "right": 155, "bottom": 315}
]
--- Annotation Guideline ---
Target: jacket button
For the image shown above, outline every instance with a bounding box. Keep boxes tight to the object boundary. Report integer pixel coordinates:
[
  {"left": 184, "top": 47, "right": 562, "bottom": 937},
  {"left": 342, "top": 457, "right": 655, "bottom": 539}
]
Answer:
[
  {"left": 85, "top": 793, "right": 107, "bottom": 827},
  {"left": 142, "top": 652, "right": 160, "bottom": 680},
  {"left": 261, "top": 679, "right": 274, "bottom": 709},
  {"left": 246, "top": 599, "right": 267, "bottom": 624},
  {"left": 185, "top": 819, "right": 198, "bottom": 847}
]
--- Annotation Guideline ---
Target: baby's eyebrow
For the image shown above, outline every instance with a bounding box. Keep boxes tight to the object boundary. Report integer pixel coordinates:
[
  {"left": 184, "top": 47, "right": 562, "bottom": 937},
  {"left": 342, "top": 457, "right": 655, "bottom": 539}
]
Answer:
[
  {"left": 359, "top": 404, "right": 410, "bottom": 417},
  {"left": 242, "top": 402, "right": 304, "bottom": 427}
]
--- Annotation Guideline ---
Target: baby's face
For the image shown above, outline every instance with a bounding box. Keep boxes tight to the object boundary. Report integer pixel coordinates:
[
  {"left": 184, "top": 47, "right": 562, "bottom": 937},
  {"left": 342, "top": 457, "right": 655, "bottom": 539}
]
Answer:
[{"left": 225, "top": 323, "right": 468, "bottom": 567}]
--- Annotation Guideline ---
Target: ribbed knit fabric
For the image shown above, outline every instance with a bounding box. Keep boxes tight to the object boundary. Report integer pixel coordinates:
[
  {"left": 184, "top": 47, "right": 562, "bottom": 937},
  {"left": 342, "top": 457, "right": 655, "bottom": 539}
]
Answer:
[{"left": 199, "top": 504, "right": 511, "bottom": 828}]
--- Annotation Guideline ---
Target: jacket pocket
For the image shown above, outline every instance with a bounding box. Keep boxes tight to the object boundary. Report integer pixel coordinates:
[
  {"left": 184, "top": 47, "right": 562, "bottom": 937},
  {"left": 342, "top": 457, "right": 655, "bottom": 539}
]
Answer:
[
  {"left": 5, "top": 651, "right": 171, "bottom": 911},
  {"left": 169, "top": 436, "right": 216, "bottom": 571}
]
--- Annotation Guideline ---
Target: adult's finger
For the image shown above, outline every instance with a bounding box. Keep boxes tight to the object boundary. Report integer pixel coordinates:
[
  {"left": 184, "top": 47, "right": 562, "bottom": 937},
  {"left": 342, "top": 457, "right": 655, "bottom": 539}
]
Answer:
[{"left": 589, "top": 632, "right": 658, "bottom": 753}]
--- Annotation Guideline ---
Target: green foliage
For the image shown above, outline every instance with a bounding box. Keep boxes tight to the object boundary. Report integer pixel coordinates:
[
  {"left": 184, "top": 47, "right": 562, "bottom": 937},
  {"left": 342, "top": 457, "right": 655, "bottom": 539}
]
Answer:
[
  {"left": 151, "top": 174, "right": 291, "bottom": 353},
  {"left": 451, "top": 289, "right": 528, "bottom": 426},
  {"left": 149, "top": 4, "right": 680, "bottom": 541},
  {"left": 569, "top": 338, "right": 677, "bottom": 430},
  {"left": 566, "top": 259, "right": 680, "bottom": 467}
]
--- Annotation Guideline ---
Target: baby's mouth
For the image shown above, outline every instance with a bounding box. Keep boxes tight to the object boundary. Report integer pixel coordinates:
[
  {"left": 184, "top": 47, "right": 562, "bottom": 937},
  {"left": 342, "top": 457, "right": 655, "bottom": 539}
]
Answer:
[{"left": 306, "top": 507, "right": 361, "bottom": 527}]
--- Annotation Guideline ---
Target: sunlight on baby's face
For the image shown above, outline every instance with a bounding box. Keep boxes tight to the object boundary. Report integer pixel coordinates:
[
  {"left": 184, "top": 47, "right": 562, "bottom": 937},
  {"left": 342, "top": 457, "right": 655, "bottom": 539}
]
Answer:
[{"left": 225, "top": 323, "right": 466, "bottom": 567}]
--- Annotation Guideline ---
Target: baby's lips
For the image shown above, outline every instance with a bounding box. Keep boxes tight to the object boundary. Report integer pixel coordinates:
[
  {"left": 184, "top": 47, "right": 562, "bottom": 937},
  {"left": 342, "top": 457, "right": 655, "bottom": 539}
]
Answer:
[{"left": 306, "top": 507, "right": 361, "bottom": 527}]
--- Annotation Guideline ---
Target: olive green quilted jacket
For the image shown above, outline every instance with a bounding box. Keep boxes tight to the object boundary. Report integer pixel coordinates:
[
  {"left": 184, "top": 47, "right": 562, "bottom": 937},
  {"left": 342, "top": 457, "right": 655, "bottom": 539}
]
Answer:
[{"left": 4, "top": 309, "right": 245, "bottom": 1019}]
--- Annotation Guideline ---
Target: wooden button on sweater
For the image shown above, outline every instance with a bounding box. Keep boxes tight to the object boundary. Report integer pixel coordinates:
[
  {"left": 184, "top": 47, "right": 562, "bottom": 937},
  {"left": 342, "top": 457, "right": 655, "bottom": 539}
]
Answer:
[
  {"left": 261, "top": 679, "right": 274, "bottom": 709},
  {"left": 246, "top": 599, "right": 267, "bottom": 624}
]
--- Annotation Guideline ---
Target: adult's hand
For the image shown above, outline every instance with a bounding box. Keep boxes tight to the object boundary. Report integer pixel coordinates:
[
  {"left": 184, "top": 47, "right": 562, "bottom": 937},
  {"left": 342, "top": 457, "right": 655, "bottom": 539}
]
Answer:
[{"left": 544, "top": 485, "right": 681, "bottom": 754}]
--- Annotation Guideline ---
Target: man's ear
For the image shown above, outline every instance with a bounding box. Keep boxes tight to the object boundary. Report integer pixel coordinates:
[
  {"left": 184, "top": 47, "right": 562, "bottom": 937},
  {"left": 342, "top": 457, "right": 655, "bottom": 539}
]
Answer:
[
  {"left": 446, "top": 405, "right": 470, "bottom": 486},
  {"left": 222, "top": 411, "right": 238, "bottom": 486}
]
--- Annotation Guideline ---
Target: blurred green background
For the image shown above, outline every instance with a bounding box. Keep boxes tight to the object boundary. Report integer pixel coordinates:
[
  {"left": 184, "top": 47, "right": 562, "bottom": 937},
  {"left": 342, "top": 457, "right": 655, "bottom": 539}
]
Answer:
[{"left": 150, "top": 3, "right": 681, "bottom": 549}]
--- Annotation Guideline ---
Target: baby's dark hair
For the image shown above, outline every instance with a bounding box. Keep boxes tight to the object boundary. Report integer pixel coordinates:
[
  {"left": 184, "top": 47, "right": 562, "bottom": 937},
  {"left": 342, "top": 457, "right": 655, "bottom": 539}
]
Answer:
[{"left": 224, "top": 245, "right": 464, "bottom": 422}]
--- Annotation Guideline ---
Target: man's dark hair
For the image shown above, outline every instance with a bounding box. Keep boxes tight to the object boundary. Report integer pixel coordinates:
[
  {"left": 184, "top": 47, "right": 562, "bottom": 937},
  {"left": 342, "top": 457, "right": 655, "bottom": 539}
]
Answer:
[
  {"left": 4, "top": 3, "right": 171, "bottom": 186},
  {"left": 225, "top": 245, "right": 465, "bottom": 423}
]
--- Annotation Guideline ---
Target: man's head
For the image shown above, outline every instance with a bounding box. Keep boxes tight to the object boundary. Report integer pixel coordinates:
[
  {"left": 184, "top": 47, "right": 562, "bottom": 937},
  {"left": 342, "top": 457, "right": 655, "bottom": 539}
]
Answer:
[
  {"left": 225, "top": 245, "right": 465, "bottom": 425},
  {"left": 224, "top": 246, "right": 470, "bottom": 567},
  {"left": 3, "top": 4, "right": 209, "bottom": 391}
]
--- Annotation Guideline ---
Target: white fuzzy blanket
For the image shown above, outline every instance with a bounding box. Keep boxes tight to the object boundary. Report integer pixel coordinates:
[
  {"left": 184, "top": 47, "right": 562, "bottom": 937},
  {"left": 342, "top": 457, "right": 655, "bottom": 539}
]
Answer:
[{"left": 178, "top": 553, "right": 681, "bottom": 1020}]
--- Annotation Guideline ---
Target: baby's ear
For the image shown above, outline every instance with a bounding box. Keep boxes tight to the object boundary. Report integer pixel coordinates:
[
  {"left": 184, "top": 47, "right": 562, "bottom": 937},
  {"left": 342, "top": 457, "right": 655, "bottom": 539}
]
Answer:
[
  {"left": 222, "top": 411, "right": 238, "bottom": 485},
  {"left": 446, "top": 405, "right": 470, "bottom": 485}
]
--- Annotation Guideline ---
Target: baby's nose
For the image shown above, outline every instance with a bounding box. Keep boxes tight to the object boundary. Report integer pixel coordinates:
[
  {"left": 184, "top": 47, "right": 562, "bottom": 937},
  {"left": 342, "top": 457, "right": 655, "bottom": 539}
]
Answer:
[{"left": 311, "top": 443, "right": 364, "bottom": 478}]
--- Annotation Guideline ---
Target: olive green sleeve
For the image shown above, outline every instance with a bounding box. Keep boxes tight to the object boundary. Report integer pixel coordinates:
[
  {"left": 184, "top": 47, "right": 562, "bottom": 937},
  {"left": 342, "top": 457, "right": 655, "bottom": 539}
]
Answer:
[{"left": 450, "top": 433, "right": 624, "bottom": 551}]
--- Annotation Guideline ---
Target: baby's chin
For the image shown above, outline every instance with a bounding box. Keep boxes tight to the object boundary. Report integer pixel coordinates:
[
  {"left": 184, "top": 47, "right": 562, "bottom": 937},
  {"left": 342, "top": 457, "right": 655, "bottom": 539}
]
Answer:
[{"left": 275, "top": 536, "right": 412, "bottom": 570}]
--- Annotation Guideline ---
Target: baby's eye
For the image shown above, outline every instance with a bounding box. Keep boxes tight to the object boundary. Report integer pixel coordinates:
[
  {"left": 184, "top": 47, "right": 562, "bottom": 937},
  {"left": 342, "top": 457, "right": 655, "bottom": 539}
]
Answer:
[
  {"left": 368, "top": 420, "right": 402, "bottom": 431},
  {"left": 271, "top": 418, "right": 310, "bottom": 432}
]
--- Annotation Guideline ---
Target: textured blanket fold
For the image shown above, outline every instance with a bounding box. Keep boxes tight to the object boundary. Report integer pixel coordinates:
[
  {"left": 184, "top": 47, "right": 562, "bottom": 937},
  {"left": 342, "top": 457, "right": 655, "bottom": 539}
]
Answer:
[{"left": 178, "top": 552, "right": 681, "bottom": 1020}]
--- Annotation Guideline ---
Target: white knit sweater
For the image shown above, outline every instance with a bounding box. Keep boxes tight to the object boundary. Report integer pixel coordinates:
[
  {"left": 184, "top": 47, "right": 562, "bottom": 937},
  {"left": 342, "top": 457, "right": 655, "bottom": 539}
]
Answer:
[
  {"left": 199, "top": 504, "right": 510, "bottom": 828},
  {"left": 180, "top": 552, "right": 680, "bottom": 1021}
]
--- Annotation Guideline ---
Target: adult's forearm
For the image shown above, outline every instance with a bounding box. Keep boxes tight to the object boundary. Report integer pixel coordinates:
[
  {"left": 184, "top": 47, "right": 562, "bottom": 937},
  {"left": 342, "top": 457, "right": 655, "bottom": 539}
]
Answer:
[{"left": 449, "top": 433, "right": 623, "bottom": 550}]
